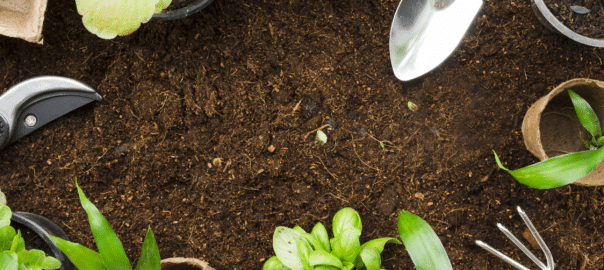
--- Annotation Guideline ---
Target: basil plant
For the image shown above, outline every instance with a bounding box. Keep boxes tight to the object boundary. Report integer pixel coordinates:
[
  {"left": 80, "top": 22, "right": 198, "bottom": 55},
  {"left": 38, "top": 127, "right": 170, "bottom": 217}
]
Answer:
[
  {"left": 494, "top": 90, "right": 604, "bottom": 189},
  {"left": 48, "top": 181, "right": 161, "bottom": 270},
  {"left": 0, "top": 192, "right": 61, "bottom": 270},
  {"left": 264, "top": 207, "right": 452, "bottom": 270}
]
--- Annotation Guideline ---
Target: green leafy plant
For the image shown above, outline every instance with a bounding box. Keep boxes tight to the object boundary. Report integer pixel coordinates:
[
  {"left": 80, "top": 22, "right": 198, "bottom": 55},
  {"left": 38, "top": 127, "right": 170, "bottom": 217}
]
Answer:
[
  {"left": 76, "top": 0, "right": 172, "bottom": 39},
  {"left": 0, "top": 198, "right": 61, "bottom": 270},
  {"left": 494, "top": 90, "right": 604, "bottom": 189},
  {"left": 263, "top": 207, "right": 452, "bottom": 270},
  {"left": 48, "top": 181, "right": 161, "bottom": 270},
  {"left": 315, "top": 130, "right": 328, "bottom": 146}
]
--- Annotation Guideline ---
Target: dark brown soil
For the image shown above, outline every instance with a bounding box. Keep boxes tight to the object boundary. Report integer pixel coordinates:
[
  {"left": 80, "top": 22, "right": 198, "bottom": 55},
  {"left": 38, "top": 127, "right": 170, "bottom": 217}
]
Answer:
[
  {"left": 544, "top": 0, "right": 604, "bottom": 38},
  {"left": 1, "top": 0, "right": 604, "bottom": 269}
]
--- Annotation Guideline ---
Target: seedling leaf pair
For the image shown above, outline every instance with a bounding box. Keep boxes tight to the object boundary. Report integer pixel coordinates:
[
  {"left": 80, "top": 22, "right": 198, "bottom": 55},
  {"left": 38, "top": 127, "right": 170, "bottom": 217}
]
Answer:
[{"left": 495, "top": 90, "right": 604, "bottom": 189}]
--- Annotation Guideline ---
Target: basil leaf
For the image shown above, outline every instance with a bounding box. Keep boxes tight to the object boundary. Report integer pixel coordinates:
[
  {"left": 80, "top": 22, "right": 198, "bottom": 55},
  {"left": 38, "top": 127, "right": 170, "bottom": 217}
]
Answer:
[
  {"left": 0, "top": 251, "right": 18, "bottom": 270},
  {"left": 308, "top": 250, "right": 343, "bottom": 268},
  {"left": 263, "top": 256, "right": 291, "bottom": 270},
  {"left": 359, "top": 247, "right": 381, "bottom": 270},
  {"left": 311, "top": 222, "right": 330, "bottom": 252},
  {"left": 332, "top": 208, "right": 362, "bottom": 239},
  {"left": 331, "top": 228, "right": 361, "bottom": 263},
  {"left": 0, "top": 204, "right": 10, "bottom": 228},
  {"left": 273, "top": 227, "right": 304, "bottom": 270}
]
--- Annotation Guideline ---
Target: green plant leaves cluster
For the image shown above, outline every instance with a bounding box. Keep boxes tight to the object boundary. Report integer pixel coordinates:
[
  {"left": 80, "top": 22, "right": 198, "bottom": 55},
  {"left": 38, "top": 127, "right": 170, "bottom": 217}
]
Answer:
[
  {"left": 49, "top": 181, "right": 161, "bottom": 270},
  {"left": 264, "top": 208, "right": 452, "bottom": 270},
  {"left": 495, "top": 90, "right": 604, "bottom": 189},
  {"left": 0, "top": 202, "right": 61, "bottom": 270},
  {"left": 264, "top": 208, "right": 400, "bottom": 270}
]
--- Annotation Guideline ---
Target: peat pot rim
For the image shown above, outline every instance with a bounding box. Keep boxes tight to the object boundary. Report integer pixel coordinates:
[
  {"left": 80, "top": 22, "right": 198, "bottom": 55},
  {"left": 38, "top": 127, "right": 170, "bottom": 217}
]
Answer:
[{"left": 160, "top": 257, "right": 215, "bottom": 270}]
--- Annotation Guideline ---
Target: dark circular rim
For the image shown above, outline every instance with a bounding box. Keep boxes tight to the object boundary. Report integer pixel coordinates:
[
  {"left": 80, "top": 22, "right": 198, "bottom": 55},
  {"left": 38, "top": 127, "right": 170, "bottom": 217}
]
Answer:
[{"left": 152, "top": 0, "right": 215, "bottom": 20}]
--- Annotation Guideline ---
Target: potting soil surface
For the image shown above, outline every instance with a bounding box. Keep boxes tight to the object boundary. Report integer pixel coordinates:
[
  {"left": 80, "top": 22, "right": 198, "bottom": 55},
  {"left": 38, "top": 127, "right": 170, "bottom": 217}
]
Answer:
[{"left": 1, "top": 0, "right": 604, "bottom": 269}]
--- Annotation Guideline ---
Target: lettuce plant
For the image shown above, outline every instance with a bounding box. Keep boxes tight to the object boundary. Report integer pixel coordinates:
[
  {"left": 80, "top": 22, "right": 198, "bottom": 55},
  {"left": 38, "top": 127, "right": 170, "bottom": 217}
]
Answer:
[
  {"left": 48, "top": 181, "right": 160, "bottom": 270},
  {"left": 494, "top": 90, "right": 604, "bottom": 189},
  {"left": 0, "top": 197, "right": 61, "bottom": 270},
  {"left": 263, "top": 207, "right": 452, "bottom": 270},
  {"left": 76, "top": 0, "right": 172, "bottom": 39}
]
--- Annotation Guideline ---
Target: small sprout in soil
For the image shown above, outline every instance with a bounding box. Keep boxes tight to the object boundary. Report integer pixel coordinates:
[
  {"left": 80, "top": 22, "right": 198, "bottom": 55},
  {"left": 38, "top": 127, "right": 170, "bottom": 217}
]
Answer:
[
  {"left": 379, "top": 141, "right": 385, "bottom": 150},
  {"left": 494, "top": 90, "right": 604, "bottom": 189},
  {"left": 407, "top": 101, "right": 419, "bottom": 112},
  {"left": 431, "top": 126, "right": 441, "bottom": 139},
  {"left": 315, "top": 130, "right": 327, "bottom": 146}
]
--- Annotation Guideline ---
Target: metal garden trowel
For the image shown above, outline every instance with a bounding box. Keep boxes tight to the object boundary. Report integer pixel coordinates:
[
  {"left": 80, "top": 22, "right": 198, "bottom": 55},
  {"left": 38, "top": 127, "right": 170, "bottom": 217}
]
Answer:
[
  {"left": 0, "top": 76, "right": 102, "bottom": 151},
  {"left": 389, "top": 0, "right": 483, "bottom": 81}
]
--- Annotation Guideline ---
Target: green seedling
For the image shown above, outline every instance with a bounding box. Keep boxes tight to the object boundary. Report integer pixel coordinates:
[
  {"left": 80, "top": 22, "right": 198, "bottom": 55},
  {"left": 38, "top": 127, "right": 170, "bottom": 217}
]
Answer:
[
  {"left": 49, "top": 181, "right": 160, "bottom": 270},
  {"left": 315, "top": 130, "right": 327, "bottom": 146},
  {"left": 264, "top": 207, "right": 452, "bottom": 270},
  {"left": 407, "top": 101, "right": 418, "bottom": 112},
  {"left": 494, "top": 90, "right": 604, "bottom": 189},
  {"left": 379, "top": 141, "right": 385, "bottom": 151},
  {"left": 0, "top": 200, "right": 61, "bottom": 270}
]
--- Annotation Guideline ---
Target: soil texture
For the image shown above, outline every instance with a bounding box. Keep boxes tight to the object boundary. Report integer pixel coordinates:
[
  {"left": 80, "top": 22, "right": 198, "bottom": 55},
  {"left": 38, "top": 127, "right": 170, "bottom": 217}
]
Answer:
[
  {"left": 544, "top": 0, "right": 604, "bottom": 38},
  {"left": 1, "top": 0, "right": 604, "bottom": 269}
]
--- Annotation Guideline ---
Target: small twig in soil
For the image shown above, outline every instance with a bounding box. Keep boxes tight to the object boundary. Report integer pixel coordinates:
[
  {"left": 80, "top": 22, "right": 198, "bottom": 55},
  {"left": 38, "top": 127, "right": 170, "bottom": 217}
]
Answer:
[
  {"left": 316, "top": 155, "right": 338, "bottom": 180},
  {"left": 303, "top": 124, "right": 330, "bottom": 141},
  {"left": 351, "top": 135, "right": 380, "bottom": 171}
]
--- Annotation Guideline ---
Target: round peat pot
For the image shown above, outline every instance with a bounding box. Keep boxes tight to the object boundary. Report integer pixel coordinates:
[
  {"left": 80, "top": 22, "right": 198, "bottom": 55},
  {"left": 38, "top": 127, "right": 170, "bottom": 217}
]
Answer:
[
  {"left": 10, "top": 212, "right": 75, "bottom": 270},
  {"left": 529, "top": 0, "right": 604, "bottom": 47},
  {"left": 153, "top": 0, "right": 215, "bottom": 20},
  {"left": 161, "top": 257, "right": 214, "bottom": 270},
  {"left": 522, "top": 78, "right": 604, "bottom": 186}
]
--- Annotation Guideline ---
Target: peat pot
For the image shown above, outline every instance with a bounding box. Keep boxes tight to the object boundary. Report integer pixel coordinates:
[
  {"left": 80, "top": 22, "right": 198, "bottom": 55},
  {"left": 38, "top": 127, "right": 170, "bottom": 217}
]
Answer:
[
  {"left": 161, "top": 257, "right": 215, "bottom": 270},
  {"left": 10, "top": 212, "right": 75, "bottom": 270},
  {"left": 530, "top": 0, "right": 604, "bottom": 47},
  {"left": 522, "top": 78, "right": 604, "bottom": 186}
]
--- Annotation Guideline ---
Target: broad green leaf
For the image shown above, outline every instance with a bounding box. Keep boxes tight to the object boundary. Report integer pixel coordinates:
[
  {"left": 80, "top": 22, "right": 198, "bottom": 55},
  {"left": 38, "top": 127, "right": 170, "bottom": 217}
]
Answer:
[
  {"left": 273, "top": 227, "right": 304, "bottom": 270},
  {"left": 154, "top": 0, "right": 172, "bottom": 13},
  {"left": 135, "top": 227, "right": 160, "bottom": 270},
  {"left": 331, "top": 228, "right": 361, "bottom": 263},
  {"left": 50, "top": 235, "right": 107, "bottom": 270},
  {"left": 10, "top": 231, "right": 23, "bottom": 253},
  {"left": 293, "top": 226, "right": 307, "bottom": 235},
  {"left": 308, "top": 250, "right": 343, "bottom": 268},
  {"left": 0, "top": 204, "right": 10, "bottom": 228},
  {"left": 359, "top": 247, "right": 381, "bottom": 270},
  {"left": 397, "top": 210, "right": 452, "bottom": 270},
  {"left": 0, "top": 189, "right": 6, "bottom": 206},
  {"left": 493, "top": 147, "right": 604, "bottom": 189},
  {"left": 360, "top": 237, "right": 402, "bottom": 254},
  {"left": 17, "top": 249, "right": 61, "bottom": 269},
  {"left": 297, "top": 240, "right": 312, "bottom": 270},
  {"left": 311, "top": 222, "right": 330, "bottom": 252},
  {"left": 0, "top": 226, "right": 17, "bottom": 252},
  {"left": 301, "top": 232, "right": 324, "bottom": 252},
  {"left": 342, "top": 261, "right": 355, "bottom": 270},
  {"left": 76, "top": 182, "right": 131, "bottom": 270},
  {"left": 313, "top": 266, "right": 339, "bottom": 270},
  {"left": 263, "top": 256, "right": 291, "bottom": 270},
  {"left": 332, "top": 208, "right": 362, "bottom": 239},
  {"left": 0, "top": 251, "right": 18, "bottom": 270},
  {"left": 568, "top": 90, "right": 601, "bottom": 139}
]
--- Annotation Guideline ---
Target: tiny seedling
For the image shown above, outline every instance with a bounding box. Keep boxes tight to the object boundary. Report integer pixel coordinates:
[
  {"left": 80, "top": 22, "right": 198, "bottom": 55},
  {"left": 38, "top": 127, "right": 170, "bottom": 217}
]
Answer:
[
  {"left": 264, "top": 207, "right": 452, "bottom": 270},
  {"left": 407, "top": 101, "right": 418, "bottom": 112},
  {"left": 49, "top": 180, "right": 161, "bottom": 270},
  {"left": 379, "top": 141, "right": 385, "bottom": 151},
  {"left": 314, "top": 130, "right": 327, "bottom": 146},
  {"left": 494, "top": 90, "right": 604, "bottom": 189},
  {"left": 0, "top": 199, "right": 61, "bottom": 270}
]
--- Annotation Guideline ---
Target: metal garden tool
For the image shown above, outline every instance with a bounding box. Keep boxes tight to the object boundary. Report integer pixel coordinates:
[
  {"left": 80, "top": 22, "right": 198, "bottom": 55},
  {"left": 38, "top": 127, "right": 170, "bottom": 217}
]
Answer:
[
  {"left": 389, "top": 0, "right": 483, "bottom": 81},
  {"left": 0, "top": 76, "right": 102, "bottom": 151},
  {"left": 476, "top": 206, "right": 554, "bottom": 270}
]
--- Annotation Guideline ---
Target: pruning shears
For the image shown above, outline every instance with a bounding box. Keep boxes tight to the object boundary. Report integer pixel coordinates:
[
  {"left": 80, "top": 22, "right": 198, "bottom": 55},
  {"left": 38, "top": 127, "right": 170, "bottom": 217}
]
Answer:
[{"left": 0, "top": 76, "right": 102, "bottom": 151}]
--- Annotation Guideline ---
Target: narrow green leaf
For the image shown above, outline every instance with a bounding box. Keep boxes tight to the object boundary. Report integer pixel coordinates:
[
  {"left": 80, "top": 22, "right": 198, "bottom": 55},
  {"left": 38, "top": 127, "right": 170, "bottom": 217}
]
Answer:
[
  {"left": 9, "top": 231, "right": 23, "bottom": 252},
  {"left": 76, "top": 182, "right": 131, "bottom": 270},
  {"left": 273, "top": 227, "right": 304, "bottom": 270},
  {"left": 263, "top": 256, "right": 291, "bottom": 270},
  {"left": 0, "top": 251, "right": 18, "bottom": 270},
  {"left": 568, "top": 90, "right": 601, "bottom": 138},
  {"left": 308, "top": 250, "right": 343, "bottom": 268},
  {"left": 493, "top": 148, "right": 604, "bottom": 189},
  {"left": 50, "top": 235, "right": 107, "bottom": 270},
  {"left": 360, "top": 237, "right": 402, "bottom": 254},
  {"left": 311, "top": 222, "right": 330, "bottom": 252},
  {"left": 332, "top": 208, "right": 362, "bottom": 239},
  {"left": 135, "top": 227, "right": 160, "bottom": 270},
  {"left": 17, "top": 249, "right": 61, "bottom": 269},
  {"left": 397, "top": 210, "right": 452, "bottom": 270},
  {"left": 359, "top": 247, "right": 381, "bottom": 270}
]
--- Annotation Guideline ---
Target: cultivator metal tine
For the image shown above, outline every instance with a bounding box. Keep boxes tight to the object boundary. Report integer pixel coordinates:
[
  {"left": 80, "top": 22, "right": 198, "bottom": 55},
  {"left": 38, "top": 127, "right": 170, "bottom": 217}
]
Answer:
[{"left": 475, "top": 206, "right": 554, "bottom": 270}]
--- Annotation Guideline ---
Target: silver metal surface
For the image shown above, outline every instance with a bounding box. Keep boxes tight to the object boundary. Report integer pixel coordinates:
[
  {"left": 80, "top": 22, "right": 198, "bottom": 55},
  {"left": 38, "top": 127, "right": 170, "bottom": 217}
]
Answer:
[
  {"left": 389, "top": 0, "right": 482, "bottom": 81},
  {"left": 476, "top": 206, "right": 554, "bottom": 270},
  {"left": 24, "top": 115, "right": 36, "bottom": 127}
]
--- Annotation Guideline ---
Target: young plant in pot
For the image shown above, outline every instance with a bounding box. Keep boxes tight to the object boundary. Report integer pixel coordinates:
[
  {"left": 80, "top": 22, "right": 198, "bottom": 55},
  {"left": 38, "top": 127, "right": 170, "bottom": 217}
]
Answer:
[
  {"left": 494, "top": 79, "right": 604, "bottom": 189},
  {"left": 49, "top": 181, "right": 213, "bottom": 270},
  {"left": 0, "top": 189, "right": 72, "bottom": 270},
  {"left": 263, "top": 207, "right": 452, "bottom": 270}
]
